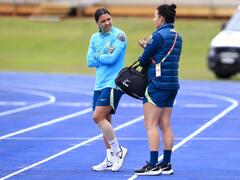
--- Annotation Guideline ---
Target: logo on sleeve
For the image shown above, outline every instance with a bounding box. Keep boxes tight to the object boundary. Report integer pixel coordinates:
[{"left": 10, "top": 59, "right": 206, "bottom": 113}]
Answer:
[
  {"left": 147, "top": 35, "right": 153, "bottom": 45},
  {"left": 117, "top": 33, "right": 126, "bottom": 42}
]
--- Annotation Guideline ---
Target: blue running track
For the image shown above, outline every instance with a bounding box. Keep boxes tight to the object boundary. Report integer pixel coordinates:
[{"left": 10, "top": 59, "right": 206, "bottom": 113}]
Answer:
[{"left": 0, "top": 71, "right": 239, "bottom": 180}]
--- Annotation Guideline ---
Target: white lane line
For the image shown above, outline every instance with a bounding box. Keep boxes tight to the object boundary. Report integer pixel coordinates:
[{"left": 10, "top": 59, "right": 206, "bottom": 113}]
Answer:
[
  {"left": 56, "top": 102, "right": 91, "bottom": 107},
  {"left": 0, "top": 101, "right": 27, "bottom": 106},
  {"left": 0, "top": 108, "right": 92, "bottom": 140},
  {"left": 50, "top": 102, "right": 142, "bottom": 108},
  {"left": 0, "top": 89, "right": 55, "bottom": 117},
  {"left": 0, "top": 82, "right": 93, "bottom": 95},
  {"left": 185, "top": 104, "right": 218, "bottom": 108},
  {"left": 128, "top": 92, "right": 239, "bottom": 180},
  {"left": 3, "top": 137, "right": 240, "bottom": 141},
  {"left": 119, "top": 103, "right": 143, "bottom": 108},
  {"left": 184, "top": 86, "right": 240, "bottom": 95},
  {"left": 0, "top": 101, "right": 219, "bottom": 109},
  {"left": 0, "top": 115, "right": 144, "bottom": 180},
  {"left": 171, "top": 92, "right": 238, "bottom": 153},
  {"left": 49, "top": 102, "right": 219, "bottom": 108},
  {"left": 55, "top": 102, "right": 142, "bottom": 108}
]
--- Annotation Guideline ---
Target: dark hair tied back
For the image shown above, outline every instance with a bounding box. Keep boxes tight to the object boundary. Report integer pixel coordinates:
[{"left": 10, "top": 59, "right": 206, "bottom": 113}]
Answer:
[
  {"left": 94, "top": 8, "right": 111, "bottom": 22},
  {"left": 157, "top": 3, "right": 177, "bottom": 23},
  {"left": 170, "top": 4, "right": 176, "bottom": 11}
]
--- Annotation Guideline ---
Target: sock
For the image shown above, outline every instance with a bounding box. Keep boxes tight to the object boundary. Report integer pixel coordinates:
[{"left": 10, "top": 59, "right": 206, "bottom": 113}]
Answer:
[
  {"left": 163, "top": 150, "right": 172, "bottom": 164},
  {"left": 106, "top": 149, "right": 112, "bottom": 160},
  {"left": 149, "top": 151, "right": 158, "bottom": 166},
  {"left": 109, "top": 138, "right": 121, "bottom": 154},
  {"left": 97, "top": 120, "right": 120, "bottom": 154},
  {"left": 97, "top": 120, "right": 115, "bottom": 141}
]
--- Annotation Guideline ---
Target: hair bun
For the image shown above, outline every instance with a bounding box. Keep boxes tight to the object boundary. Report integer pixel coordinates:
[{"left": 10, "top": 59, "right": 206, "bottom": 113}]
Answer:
[{"left": 170, "top": 4, "right": 177, "bottom": 11}]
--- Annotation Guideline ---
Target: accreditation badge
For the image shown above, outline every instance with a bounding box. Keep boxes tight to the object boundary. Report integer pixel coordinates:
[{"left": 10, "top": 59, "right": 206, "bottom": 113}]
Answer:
[{"left": 156, "top": 63, "right": 161, "bottom": 77}]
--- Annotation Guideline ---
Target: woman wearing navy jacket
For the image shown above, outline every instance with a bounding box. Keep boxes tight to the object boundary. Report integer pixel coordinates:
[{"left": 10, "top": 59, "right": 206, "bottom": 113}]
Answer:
[{"left": 134, "top": 4, "right": 182, "bottom": 176}]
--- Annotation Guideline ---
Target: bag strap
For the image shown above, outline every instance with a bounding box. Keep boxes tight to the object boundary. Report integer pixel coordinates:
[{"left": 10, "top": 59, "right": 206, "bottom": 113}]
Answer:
[
  {"left": 160, "top": 32, "right": 178, "bottom": 63},
  {"left": 129, "top": 59, "right": 141, "bottom": 69}
]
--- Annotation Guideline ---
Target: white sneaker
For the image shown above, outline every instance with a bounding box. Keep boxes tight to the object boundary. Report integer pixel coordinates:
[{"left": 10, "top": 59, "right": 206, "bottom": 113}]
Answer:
[
  {"left": 112, "top": 146, "right": 128, "bottom": 172},
  {"left": 92, "top": 158, "right": 113, "bottom": 171}
]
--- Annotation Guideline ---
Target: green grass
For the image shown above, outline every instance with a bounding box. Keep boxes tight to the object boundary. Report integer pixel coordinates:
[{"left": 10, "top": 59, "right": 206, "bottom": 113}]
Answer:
[{"left": 0, "top": 16, "right": 239, "bottom": 80}]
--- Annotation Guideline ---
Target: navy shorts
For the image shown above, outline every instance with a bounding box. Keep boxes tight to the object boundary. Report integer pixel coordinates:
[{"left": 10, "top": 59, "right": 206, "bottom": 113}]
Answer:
[
  {"left": 143, "top": 84, "right": 178, "bottom": 108},
  {"left": 92, "top": 88, "right": 123, "bottom": 114}
]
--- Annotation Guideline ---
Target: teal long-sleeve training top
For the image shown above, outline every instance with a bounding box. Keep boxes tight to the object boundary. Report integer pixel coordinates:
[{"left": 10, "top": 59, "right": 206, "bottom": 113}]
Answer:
[{"left": 87, "top": 26, "right": 127, "bottom": 90}]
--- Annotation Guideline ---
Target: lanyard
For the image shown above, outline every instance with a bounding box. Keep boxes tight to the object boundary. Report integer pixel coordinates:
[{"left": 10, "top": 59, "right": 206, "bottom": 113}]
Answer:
[{"left": 160, "top": 32, "right": 178, "bottom": 63}]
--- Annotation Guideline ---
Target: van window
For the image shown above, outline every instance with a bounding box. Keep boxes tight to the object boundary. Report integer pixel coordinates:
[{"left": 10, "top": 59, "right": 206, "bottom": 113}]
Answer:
[{"left": 225, "top": 12, "right": 240, "bottom": 31}]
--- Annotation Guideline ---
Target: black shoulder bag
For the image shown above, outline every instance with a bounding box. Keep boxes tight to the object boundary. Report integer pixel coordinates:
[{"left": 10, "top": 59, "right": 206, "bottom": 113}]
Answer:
[
  {"left": 115, "top": 60, "right": 147, "bottom": 100},
  {"left": 116, "top": 30, "right": 178, "bottom": 100}
]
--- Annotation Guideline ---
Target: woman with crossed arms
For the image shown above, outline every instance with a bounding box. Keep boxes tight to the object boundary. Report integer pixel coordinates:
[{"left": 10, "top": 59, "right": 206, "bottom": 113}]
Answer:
[{"left": 87, "top": 7, "right": 128, "bottom": 172}]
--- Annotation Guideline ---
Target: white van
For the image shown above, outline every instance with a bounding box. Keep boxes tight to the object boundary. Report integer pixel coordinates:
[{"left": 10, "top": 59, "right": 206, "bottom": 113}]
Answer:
[{"left": 207, "top": 6, "right": 240, "bottom": 79}]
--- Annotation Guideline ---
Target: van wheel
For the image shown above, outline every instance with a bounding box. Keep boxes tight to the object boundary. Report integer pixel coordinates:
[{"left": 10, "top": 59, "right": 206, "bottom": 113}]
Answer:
[{"left": 215, "top": 71, "right": 232, "bottom": 79}]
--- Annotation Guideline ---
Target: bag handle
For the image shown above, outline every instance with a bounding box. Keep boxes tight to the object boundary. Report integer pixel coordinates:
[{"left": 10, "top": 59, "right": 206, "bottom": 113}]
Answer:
[{"left": 129, "top": 59, "right": 141, "bottom": 69}]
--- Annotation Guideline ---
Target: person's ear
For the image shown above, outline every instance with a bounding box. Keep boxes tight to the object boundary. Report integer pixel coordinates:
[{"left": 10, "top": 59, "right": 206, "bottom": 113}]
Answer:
[{"left": 160, "top": 16, "right": 165, "bottom": 25}]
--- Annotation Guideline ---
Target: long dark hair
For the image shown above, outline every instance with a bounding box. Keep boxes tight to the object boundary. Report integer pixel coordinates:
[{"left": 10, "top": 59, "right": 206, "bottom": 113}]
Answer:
[
  {"left": 157, "top": 4, "right": 177, "bottom": 23},
  {"left": 94, "top": 8, "right": 111, "bottom": 22}
]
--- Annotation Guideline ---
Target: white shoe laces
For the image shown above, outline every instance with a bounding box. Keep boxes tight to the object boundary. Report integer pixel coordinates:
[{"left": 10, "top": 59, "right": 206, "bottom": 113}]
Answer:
[{"left": 115, "top": 150, "right": 123, "bottom": 163}]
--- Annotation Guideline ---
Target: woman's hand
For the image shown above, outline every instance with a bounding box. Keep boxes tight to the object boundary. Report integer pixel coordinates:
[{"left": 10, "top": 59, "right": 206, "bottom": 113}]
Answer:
[
  {"left": 108, "top": 47, "right": 114, "bottom": 54},
  {"left": 137, "top": 36, "right": 147, "bottom": 48}
]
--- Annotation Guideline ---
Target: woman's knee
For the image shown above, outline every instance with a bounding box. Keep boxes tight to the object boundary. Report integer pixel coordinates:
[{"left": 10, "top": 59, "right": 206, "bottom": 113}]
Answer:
[
  {"left": 160, "top": 124, "right": 172, "bottom": 134},
  {"left": 159, "top": 121, "right": 171, "bottom": 130},
  {"left": 93, "top": 106, "right": 112, "bottom": 123},
  {"left": 159, "top": 117, "right": 171, "bottom": 130},
  {"left": 144, "top": 119, "right": 158, "bottom": 130},
  {"left": 93, "top": 112, "right": 104, "bottom": 124}
]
